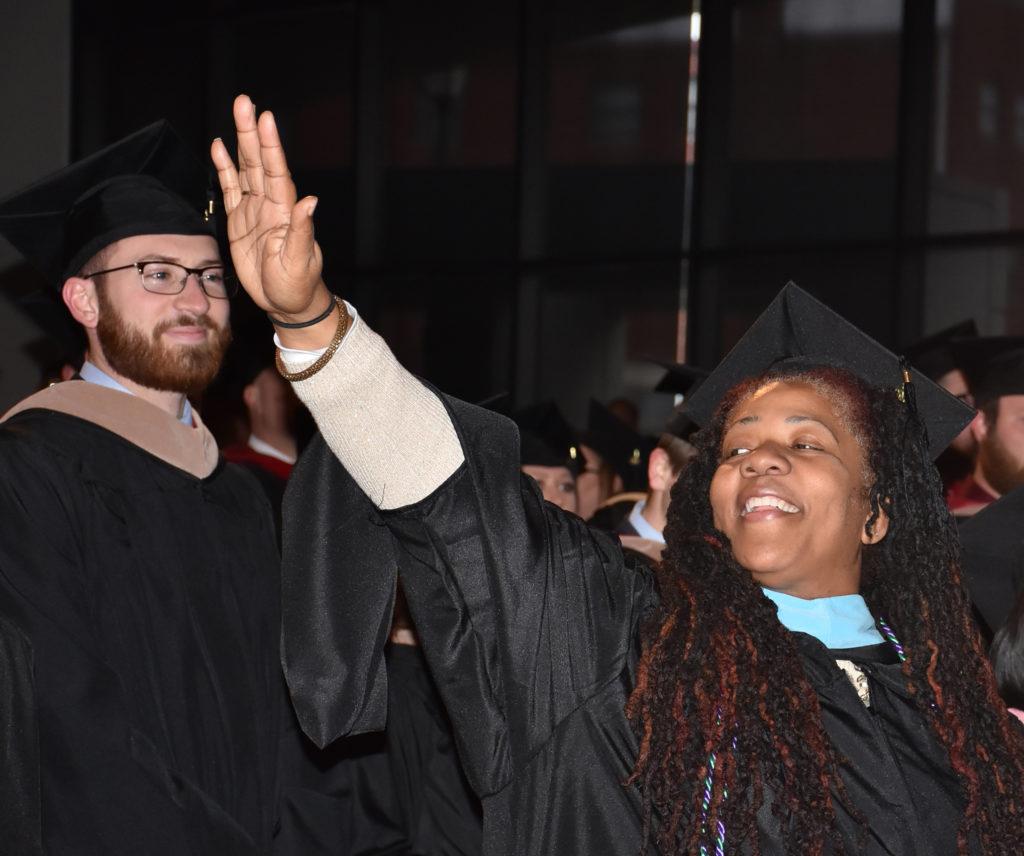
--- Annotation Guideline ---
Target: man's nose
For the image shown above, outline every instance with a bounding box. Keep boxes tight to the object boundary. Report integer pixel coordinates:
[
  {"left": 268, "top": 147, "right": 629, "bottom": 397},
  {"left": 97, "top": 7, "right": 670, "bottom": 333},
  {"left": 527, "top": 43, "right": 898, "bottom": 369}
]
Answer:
[{"left": 173, "top": 273, "right": 212, "bottom": 314}]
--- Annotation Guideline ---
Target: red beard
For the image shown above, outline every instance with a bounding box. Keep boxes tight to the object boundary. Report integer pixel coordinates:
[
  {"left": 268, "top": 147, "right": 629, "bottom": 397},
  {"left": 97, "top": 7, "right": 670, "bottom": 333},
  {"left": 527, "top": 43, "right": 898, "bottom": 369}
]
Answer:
[{"left": 96, "top": 289, "right": 232, "bottom": 398}]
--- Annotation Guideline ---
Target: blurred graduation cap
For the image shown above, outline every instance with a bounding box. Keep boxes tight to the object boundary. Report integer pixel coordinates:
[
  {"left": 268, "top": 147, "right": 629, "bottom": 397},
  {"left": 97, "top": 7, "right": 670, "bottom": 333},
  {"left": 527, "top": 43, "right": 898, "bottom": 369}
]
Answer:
[
  {"left": 0, "top": 120, "right": 217, "bottom": 289},
  {"left": 904, "top": 319, "right": 978, "bottom": 382},
  {"left": 952, "top": 336, "right": 1024, "bottom": 408},
  {"left": 585, "top": 399, "right": 655, "bottom": 492},
  {"left": 663, "top": 407, "right": 700, "bottom": 443},
  {"left": 680, "top": 283, "right": 975, "bottom": 460},
  {"left": 652, "top": 360, "right": 710, "bottom": 396},
  {"left": 514, "top": 401, "right": 585, "bottom": 475},
  {"left": 650, "top": 360, "right": 708, "bottom": 442}
]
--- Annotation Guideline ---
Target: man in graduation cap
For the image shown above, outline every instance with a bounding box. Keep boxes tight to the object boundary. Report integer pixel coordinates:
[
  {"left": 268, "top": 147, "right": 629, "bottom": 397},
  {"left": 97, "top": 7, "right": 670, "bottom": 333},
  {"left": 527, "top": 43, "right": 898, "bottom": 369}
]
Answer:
[
  {"left": 952, "top": 338, "right": 1024, "bottom": 640},
  {"left": 589, "top": 362, "right": 706, "bottom": 550},
  {"left": 945, "top": 337, "right": 1024, "bottom": 518},
  {"left": 582, "top": 398, "right": 656, "bottom": 527},
  {"left": 0, "top": 122, "right": 307, "bottom": 854},
  {"left": 904, "top": 320, "right": 978, "bottom": 494},
  {"left": 217, "top": 95, "right": 1024, "bottom": 855},
  {"left": 214, "top": 330, "right": 303, "bottom": 538},
  {"left": 514, "top": 401, "right": 585, "bottom": 514}
]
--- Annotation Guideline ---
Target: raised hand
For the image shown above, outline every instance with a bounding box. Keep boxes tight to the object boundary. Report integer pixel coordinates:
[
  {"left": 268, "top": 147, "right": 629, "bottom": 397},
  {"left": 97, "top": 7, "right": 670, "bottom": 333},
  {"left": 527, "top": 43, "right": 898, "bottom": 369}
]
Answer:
[{"left": 211, "top": 95, "right": 331, "bottom": 325}]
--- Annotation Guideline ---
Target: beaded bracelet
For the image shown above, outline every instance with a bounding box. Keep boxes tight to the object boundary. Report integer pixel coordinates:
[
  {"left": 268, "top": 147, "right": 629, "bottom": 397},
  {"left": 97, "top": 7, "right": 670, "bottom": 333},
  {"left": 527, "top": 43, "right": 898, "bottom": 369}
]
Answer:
[{"left": 274, "top": 295, "right": 350, "bottom": 382}]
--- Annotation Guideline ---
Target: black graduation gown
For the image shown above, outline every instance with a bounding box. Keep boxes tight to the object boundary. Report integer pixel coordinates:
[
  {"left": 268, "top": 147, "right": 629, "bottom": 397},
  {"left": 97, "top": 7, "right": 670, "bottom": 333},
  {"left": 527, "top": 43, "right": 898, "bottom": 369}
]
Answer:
[
  {"left": 273, "top": 642, "right": 482, "bottom": 856},
  {"left": 0, "top": 407, "right": 284, "bottom": 854},
  {"left": 283, "top": 397, "right": 972, "bottom": 855},
  {"left": 384, "top": 642, "right": 483, "bottom": 855},
  {"left": 0, "top": 614, "right": 45, "bottom": 855},
  {"left": 958, "top": 486, "right": 1024, "bottom": 638}
]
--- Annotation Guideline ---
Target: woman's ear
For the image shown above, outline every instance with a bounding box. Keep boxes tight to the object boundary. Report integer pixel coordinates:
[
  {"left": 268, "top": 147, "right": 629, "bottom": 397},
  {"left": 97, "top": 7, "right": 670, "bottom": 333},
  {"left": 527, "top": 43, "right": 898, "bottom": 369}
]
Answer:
[{"left": 862, "top": 500, "right": 890, "bottom": 546}]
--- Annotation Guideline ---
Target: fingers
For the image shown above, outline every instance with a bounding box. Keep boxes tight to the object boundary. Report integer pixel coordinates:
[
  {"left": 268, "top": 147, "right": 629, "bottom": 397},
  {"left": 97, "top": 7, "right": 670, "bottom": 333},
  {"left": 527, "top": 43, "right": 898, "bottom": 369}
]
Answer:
[
  {"left": 210, "top": 138, "right": 242, "bottom": 214},
  {"left": 233, "top": 94, "right": 265, "bottom": 197},
  {"left": 281, "top": 196, "right": 319, "bottom": 272},
  {"left": 258, "top": 111, "right": 297, "bottom": 209}
]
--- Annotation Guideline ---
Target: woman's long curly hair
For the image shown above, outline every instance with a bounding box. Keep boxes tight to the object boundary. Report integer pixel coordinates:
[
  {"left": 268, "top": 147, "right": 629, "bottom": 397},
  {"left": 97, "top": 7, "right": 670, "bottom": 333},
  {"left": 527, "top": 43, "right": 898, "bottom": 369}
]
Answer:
[{"left": 625, "top": 364, "right": 1024, "bottom": 854}]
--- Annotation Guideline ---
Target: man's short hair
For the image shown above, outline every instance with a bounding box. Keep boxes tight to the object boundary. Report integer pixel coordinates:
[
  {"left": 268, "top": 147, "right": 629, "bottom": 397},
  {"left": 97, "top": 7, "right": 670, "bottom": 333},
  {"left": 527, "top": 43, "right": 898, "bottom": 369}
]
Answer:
[
  {"left": 981, "top": 398, "right": 1001, "bottom": 427},
  {"left": 77, "top": 243, "right": 113, "bottom": 279},
  {"left": 657, "top": 433, "right": 697, "bottom": 475}
]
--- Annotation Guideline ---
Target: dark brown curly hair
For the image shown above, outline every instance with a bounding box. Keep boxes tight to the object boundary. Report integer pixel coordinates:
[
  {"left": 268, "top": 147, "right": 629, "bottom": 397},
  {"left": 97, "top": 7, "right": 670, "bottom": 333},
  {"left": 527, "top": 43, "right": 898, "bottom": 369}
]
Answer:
[{"left": 625, "top": 364, "right": 1024, "bottom": 854}]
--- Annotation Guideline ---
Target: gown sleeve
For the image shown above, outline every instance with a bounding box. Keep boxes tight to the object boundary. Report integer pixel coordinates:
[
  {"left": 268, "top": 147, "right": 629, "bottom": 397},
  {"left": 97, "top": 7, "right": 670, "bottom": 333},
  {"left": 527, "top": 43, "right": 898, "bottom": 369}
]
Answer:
[{"left": 283, "top": 392, "right": 654, "bottom": 799}]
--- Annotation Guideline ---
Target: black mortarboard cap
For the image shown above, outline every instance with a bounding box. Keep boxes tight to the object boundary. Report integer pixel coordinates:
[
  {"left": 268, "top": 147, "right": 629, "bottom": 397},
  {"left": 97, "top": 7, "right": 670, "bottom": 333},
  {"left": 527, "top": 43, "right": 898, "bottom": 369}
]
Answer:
[
  {"left": 663, "top": 407, "right": 700, "bottom": 442},
  {"left": 585, "top": 399, "right": 656, "bottom": 491},
  {"left": 0, "top": 120, "right": 216, "bottom": 288},
  {"left": 681, "top": 283, "right": 975, "bottom": 460},
  {"left": 653, "top": 360, "right": 710, "bottom": 396},
  {"left": 952, "top": 336, "right": 1024, "bottom": 408},
  {"left": 514, "top": 401, "right": 585, "bottom": 474},
  {"left": 904, "top": 319, "right": 978, "bottom": 382}
]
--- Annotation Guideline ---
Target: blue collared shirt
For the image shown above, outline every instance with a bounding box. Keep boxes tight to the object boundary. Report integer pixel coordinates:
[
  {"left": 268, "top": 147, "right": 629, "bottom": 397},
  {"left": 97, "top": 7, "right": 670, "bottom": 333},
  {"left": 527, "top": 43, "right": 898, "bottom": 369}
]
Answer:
[
  {"left": 761, "top": 587, "right": 884, "bottom": 649},
  {"left": 79, "top": 361, "right": 194, "bottom": 426},
  {"left": 627, "top": 499, "right": 666, "bottom": 544}
]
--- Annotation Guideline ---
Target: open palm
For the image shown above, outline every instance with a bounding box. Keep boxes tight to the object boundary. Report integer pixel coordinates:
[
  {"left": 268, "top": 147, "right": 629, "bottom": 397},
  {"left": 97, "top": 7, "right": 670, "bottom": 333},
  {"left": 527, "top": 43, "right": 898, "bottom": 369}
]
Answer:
[{"left": 211, "top": 95, "right": 323, "bottom": 318}]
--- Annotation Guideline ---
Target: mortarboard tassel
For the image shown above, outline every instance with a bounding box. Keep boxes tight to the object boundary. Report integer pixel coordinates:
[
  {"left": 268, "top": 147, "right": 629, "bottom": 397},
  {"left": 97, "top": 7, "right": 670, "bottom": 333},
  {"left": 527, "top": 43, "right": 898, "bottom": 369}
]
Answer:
[{"left": 898, "top": 356, "right": 928, "bottom": 452}]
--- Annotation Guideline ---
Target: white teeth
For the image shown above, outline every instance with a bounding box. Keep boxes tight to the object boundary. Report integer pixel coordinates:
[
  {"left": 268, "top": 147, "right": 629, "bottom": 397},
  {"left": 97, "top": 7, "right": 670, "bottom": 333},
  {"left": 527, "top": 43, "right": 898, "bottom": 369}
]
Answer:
[{"left": 742, "top": 495, "right": 800, "bottom": 516}]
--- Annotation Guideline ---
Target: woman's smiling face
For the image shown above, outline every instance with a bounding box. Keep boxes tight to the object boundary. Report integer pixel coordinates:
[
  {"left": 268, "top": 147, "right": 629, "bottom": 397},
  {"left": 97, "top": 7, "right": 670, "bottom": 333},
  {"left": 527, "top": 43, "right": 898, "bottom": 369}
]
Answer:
[{"left": 709, "top": 379, "right": 887, "bottom": 599}]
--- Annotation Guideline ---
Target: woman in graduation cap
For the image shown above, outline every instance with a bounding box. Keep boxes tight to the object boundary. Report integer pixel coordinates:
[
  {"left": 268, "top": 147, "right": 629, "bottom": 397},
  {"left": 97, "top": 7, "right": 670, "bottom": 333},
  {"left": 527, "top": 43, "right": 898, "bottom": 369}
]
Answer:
[{"left": 215, "top": 96, "right": 1024, "bottom": 856}]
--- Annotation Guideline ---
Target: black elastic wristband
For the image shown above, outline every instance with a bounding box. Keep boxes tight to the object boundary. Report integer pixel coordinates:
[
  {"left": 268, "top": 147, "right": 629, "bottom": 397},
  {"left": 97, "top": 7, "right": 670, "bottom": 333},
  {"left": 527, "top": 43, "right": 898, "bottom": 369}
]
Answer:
[{"left": 269, "top": 296, "right": 337, "bottom": 329}]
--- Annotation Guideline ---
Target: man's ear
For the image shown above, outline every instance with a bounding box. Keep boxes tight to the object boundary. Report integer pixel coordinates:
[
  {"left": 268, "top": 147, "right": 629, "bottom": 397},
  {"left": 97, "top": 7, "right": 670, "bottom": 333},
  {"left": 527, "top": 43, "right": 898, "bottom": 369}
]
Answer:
[
  {"left": 242, "top": 382, "right": 260, "bottom": 414},
  {"left": 969, "top": 409, "right": 989, "bottom": 444},
  {"left": 62, "top": 277, "right": 99, "bottom": 329},
  {"left": 647, "top": 447, "right": 673, "bottom": 492},
  {"left": 861, "top": 502, "right": 890, "bottom": 546}
]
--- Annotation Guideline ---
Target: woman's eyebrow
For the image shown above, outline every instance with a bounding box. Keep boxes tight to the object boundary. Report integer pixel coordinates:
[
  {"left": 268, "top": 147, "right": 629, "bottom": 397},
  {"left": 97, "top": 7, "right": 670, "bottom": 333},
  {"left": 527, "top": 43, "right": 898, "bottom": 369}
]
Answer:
[
  {"left": 785, "top": 415, "right": 839, "bottom": 441},
  {"left": 724, "top": 414, "right": 839, "bottom": 441}
]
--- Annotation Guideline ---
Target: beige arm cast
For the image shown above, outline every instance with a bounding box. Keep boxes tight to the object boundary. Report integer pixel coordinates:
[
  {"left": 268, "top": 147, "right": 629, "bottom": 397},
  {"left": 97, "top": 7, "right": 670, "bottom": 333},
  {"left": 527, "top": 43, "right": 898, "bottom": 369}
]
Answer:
[{"left": 278, "top": 306, "right": 464, "bottom": 511}]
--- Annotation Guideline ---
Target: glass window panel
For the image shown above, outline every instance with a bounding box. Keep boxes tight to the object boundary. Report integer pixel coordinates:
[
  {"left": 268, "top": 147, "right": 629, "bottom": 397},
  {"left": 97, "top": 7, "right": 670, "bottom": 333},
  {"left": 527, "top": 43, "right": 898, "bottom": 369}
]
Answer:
[
  {"left": 692, "top": 250, "right": 899, "bottom": 365},
  {"left": 923, "top": 245, "right": 1024, "bottom": 334},
  {"left": 228, "top": 10, "right": 357, "bottom": 266},
  {"left": 700, "top": 0, "right": 903, "bottom": 249},
  {"left": 931, "top": 0, "right": 1024, "bottom": 234},
  {"left": 528, "top": 262, "right": 686, "bottom": 434},
  {"left": 380, "top": 0, "right": 519, "bottom": 262},
  {"left": 544, "top": 5, "right": 694, "bottom": 258},
  {"left": 360, "top": 271, "right": 517, "bottom": 403}
]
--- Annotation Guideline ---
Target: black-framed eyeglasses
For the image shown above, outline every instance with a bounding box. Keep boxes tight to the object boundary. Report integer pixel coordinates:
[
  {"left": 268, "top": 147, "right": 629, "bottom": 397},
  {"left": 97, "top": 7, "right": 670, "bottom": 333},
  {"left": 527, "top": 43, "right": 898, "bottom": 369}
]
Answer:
[{"left": 84, "top": 260, "right": 238, "bottom": 299}]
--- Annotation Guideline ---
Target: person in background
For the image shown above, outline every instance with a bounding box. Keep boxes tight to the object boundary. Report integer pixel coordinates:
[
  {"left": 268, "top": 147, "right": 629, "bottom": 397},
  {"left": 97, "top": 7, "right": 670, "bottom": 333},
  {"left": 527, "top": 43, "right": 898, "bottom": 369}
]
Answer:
[
  {"left": 959, "top": 484, "right": 1024, "bottom": 641},
  {"left": 584, "top": 398, "right": 654, "bottom": 527},
  {"left": 947, "top": 337, "right": 1024, "bottom": 517},
  {"left": 575, "top": 438, "right": 621, "bottom": 520},
  {"left": 590, "top": 363, "right": 707, "bottom": 537},
  {"left": 615, "top": 413, "right": 698, "bottom": 563},
  {"left": 989, "top": 589, "right": 1024, "bottom": 725},
  {"left": 514, "top": 401, "right": 584, "bottom": 514},
  {"left": 215, "top": 332, "right": 302, "bottom": 533},
  {"left": 903, "top": 320, "right": 978, "bottom": 494},
  {"left": 607, "top": 396, "right": 639, "bottom": 431}
]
